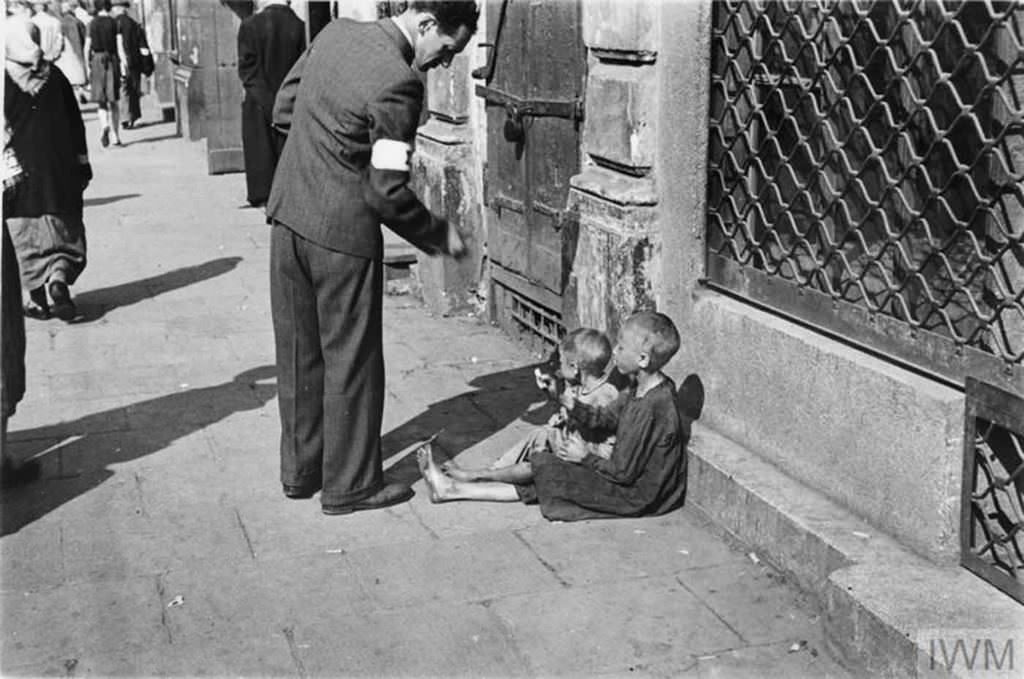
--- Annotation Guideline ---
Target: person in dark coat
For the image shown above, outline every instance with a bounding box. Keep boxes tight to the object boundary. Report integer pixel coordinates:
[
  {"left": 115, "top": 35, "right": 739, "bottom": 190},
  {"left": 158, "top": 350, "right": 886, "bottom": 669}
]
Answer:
[
  {"left": 111, "top": 0, "right": 146, "bottom": 128},
  {"left": 237, "top": 0, "right": 305, "bottom": 208},
  {"left": 5, "top": 16, "right": 92, "bottom": 322},
  {"left": 267, "top": 1, "right": 478, "bottom": 515}
]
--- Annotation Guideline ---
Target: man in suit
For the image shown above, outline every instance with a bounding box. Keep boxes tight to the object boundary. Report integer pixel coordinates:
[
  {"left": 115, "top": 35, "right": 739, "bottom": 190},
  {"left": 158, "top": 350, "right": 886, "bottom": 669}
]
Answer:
[
  {"left": 267, "top": 1, "right": 479, "bottom": 515},
  {"left": 237, "top": 0, "right": 305, "bottom": 208}
]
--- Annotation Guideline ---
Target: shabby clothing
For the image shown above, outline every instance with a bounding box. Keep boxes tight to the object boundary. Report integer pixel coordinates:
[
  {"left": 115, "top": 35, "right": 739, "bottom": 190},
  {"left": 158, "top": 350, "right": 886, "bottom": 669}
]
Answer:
[
  {"left": 4, "top": 69, "right": 89, "bottom": 294},
  {"left": 517, "top": 379, "right": 688, "bottom": 522}
]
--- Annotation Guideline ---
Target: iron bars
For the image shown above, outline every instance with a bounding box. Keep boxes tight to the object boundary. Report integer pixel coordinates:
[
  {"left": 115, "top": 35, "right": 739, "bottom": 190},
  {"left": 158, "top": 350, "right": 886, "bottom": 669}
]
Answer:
[
  {"left": 962, "top": 378, "right": 1024, "bottom": 604},
  {"left": 707, "top": 0, "right": 1024, "bottom": 391}
]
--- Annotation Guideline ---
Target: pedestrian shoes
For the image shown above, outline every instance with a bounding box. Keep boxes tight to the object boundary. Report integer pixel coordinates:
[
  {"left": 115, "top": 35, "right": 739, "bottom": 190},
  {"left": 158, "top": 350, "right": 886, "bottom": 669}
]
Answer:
[{"left": 321, "top": 483, "right": 414, "bottom": 515}]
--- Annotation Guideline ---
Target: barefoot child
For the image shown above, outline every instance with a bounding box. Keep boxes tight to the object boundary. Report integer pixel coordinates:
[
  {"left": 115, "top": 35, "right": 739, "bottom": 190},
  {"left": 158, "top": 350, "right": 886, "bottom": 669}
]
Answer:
[
  {"left": 419, "top": 311, "right": 689, "bottom": 521},
  {"left": 443, "top": 328, "right": 619, "bottom": 485}
]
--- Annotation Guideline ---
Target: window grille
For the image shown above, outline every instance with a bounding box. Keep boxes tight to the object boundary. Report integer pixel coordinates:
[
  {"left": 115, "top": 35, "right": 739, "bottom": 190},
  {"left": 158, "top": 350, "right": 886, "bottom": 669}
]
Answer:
[
  {"left": 707, "top": 0, "right": 1024, "bottom": 391},
  {"left": 962, "top": 378, "right": 1024, "bottom": 604}
]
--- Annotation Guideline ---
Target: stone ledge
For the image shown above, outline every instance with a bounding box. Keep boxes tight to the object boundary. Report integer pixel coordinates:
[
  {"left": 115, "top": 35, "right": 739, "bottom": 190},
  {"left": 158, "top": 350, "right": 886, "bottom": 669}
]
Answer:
[
  {"left": 673, "top": 292, "right": 963, "bottom": 565},
  {"left": 687, "top": 425, "right": 1024, "bottom": 678}
]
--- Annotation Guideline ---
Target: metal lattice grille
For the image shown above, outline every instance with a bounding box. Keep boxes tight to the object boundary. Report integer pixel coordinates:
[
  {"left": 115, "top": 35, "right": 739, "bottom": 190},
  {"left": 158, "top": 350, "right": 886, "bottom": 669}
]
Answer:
[
  {"left": 963, "top": 379, "right": 1024, "bottom": 603},
  {"left": 707, "top": 0, "right": 1024, "bottom": 390}
]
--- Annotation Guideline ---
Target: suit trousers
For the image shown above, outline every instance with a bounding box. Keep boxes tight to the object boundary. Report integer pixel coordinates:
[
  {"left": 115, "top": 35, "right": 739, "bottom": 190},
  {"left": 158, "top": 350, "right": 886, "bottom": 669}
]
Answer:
[{"left": 270, "top": 224, "right": 385, "bottom": 506}]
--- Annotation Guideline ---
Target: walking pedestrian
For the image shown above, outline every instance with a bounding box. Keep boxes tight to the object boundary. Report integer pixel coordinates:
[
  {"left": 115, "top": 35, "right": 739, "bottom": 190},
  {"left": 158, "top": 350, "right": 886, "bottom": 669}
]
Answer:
[
  {"left": 55, "top": 0, "right": 89, "bottom": 101},
  {"left": 111, "top": 0, "right": 145, "bottom": 129},
  {"left": 237, "top": 0, "right": 305, "bottom": 208},
  {"left": 30, "top": 0, "right": 64, "bottom": 63},
  {"left": 5, "top": 17, "right": 92, "bottom": 322},
  {"left": 267, "top": 1, "right": 479, "bottom": 515},
  {"left": 84, "top": 0, "right": 125, "bottom": 147}
]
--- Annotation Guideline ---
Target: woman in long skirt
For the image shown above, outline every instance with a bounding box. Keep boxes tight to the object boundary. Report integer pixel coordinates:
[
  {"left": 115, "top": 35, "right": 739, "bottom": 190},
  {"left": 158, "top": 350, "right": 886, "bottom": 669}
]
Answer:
[{"left": 5, "top": 17, "right": 92, "bottom": 321}]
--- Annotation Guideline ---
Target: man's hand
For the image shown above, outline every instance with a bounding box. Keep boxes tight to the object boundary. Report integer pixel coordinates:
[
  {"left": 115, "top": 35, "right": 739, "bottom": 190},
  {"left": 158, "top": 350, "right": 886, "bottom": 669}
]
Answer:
[
  {"left": 445, "top": 221, "right": 469, "bottom": 260},
  {"left": 555, "top": 435, "right": 587, "bottom": 463}
]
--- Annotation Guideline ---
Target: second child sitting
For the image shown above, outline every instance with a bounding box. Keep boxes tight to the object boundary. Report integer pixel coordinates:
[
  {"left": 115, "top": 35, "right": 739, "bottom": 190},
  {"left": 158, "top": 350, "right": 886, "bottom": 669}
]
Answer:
[{"left": 442, "top": 328, "right": 619, "bottom": 485}]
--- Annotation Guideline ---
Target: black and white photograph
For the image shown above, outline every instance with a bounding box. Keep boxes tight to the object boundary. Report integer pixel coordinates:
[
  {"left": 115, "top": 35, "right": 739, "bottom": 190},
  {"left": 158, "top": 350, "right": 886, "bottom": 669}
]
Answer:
[{"left": 1, "top": 0, "right": 1022, "bottom": 676}]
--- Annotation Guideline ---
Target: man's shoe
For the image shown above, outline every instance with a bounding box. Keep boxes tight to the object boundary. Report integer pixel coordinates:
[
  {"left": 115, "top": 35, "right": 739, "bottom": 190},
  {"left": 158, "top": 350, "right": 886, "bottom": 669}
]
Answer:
[
  {"left": 322, "top": 483, "right": 414, "bottom": 515},
  {"left": 283, "top": 483, "right": 320, "bottom": 499},
  {"left": 1, "top": 459, "right": 41, "bottom": 488}
]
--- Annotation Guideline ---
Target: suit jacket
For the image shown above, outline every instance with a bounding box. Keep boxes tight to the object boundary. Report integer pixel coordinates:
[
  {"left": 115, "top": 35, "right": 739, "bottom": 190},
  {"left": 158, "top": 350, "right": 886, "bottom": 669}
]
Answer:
[
  {"left": 267, "top": 18, "right": 446, "bottom": 259},
  {"left": 237, "top": 4, "right": 305, "bottom": 115}
]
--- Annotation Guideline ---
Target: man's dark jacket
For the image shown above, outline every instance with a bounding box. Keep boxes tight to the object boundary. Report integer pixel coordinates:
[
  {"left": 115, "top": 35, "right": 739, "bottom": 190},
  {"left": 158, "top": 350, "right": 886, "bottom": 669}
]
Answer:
[
  {"left": 114, "top": 13, "right": 146, "bottom": 71},
  {"left": 237, "top": 4, "right": 305, "bottom": 116},
  {"left": 268, "top": 18, "right": 446, "bottom": 259}
]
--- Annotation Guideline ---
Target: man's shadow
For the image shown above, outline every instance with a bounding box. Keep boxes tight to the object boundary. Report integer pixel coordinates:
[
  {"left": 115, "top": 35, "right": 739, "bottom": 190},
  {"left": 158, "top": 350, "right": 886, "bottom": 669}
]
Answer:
[
  {"left": 380, "top": 356, "right": 569, "bottom": 487},
  {"left": 1, "top": 366, "right": 277, "bottom": 536},
  {"left": 83, "top": 193, "right": 140, "bottom": 208},
  {"left": 71, "top": 257, "right": 242, "bottom": 323}
]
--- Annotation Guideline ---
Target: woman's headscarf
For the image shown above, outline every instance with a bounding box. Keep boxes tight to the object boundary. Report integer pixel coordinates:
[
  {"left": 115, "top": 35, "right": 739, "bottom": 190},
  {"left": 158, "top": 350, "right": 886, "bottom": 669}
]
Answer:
[{"left": 5, "top": 16, "right": 51, "bottom": 96}]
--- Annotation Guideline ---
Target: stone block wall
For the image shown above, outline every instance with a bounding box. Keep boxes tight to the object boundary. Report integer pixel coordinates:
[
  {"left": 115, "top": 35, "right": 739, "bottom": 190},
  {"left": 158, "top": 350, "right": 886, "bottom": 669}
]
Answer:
[{"left": 569, "top": 0, "right": 661, "bottom": 336}]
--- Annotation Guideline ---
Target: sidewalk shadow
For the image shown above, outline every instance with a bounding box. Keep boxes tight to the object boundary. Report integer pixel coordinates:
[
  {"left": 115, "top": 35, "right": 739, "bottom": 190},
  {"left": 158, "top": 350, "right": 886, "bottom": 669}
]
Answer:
[
  {"left": 83, "top": 193, "right": 140, "bottom": 208},
  {"left": 381, "top": 361, "right": 560, "bottom": 488},
  {"left": 1, "top": 366, "right": 277, "bottom": 536},
  {"left": 121, "top": 132, "right": 180, "bottom": 147},
  {"left": 71, "top": 256, "right": 242, "bottom": 323}
]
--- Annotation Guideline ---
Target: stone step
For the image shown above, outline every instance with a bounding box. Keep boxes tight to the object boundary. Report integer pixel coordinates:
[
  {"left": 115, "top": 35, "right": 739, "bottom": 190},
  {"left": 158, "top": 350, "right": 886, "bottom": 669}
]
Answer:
[{"left": 688, "top": 424, "right": 1024, "bottom": 679}]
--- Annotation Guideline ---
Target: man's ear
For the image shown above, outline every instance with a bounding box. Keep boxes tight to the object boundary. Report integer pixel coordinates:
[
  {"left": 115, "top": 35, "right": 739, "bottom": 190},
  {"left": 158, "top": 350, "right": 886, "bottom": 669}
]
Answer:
[{"left": 637, "top": 352, "right": 651, "bottom": 370}]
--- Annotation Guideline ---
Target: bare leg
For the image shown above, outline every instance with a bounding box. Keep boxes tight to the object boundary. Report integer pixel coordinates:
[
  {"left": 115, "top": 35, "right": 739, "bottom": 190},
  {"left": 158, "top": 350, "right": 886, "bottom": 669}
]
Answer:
[
  {"left": 110, "top": 105, "right": 122, "bottom": 144},
  {"left": 417, "top": 446, "right": 520, "bottom": 503},
  {"left": 447, "top": 461, "right": 533, "bottom": 484}
]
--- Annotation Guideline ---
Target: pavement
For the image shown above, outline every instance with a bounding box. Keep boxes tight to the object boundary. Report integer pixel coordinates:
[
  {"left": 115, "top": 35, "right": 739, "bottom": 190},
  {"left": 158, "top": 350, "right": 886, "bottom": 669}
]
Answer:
[{"left": 0, "top": 100, "right": 855, "bottom": 678}]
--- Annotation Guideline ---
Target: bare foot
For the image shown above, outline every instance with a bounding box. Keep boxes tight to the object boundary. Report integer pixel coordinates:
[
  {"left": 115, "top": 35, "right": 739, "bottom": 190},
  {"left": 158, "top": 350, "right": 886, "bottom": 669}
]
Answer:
[
  {"left": 416, "top": 444, "right": 457, "bottom": 503},
  {"left": 439, "top": 460, "right": 481, "bottom": 482}
]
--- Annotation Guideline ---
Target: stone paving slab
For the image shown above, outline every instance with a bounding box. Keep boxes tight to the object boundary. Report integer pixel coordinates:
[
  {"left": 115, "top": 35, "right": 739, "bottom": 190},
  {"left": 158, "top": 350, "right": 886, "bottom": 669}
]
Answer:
[{"left": 0, "top": 109, "right": 855, "bottom": 677}]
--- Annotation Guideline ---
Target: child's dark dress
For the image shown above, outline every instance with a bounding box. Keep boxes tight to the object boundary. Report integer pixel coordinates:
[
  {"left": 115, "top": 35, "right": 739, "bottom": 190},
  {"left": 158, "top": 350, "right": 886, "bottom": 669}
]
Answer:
[{"left": 517, "top": 378, "right": 687, "bottom": 521}]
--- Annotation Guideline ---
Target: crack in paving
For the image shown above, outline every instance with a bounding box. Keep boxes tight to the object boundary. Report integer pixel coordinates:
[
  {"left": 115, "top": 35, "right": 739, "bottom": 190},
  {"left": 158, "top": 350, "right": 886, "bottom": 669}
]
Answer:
[
  {"left": 674, "top": 574, "right": 748, "bottom": 645},
  {"left": 512, "top": 530, "right": 570, "bottom": 589},
  {"left": 282, "top": 626, "right": 307, "bottom": 678},
  {"left": 404, "top": 502, "right": 440, "bottom": 540},
  {"left": 155, "top": 574, "right": 173, "bottom": 644},
  {"left": 234, "top": 509, "right": 257, "bottom": 560}
]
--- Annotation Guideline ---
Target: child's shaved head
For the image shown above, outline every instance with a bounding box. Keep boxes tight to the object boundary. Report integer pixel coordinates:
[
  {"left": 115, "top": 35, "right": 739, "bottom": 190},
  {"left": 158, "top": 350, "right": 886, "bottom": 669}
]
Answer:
[
  {"left": 623, "top": 311, "right": 680, "bottom": 371},
  {"left": 562, "top": 328, "right": 612, "bottom": 378}
]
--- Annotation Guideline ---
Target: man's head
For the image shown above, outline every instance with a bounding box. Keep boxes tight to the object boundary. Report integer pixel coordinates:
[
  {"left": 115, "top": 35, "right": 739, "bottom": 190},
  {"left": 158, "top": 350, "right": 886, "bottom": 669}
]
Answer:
[
  {"left": 613, "top": 312, "right": 681, "bottom": 376},
  {"left": 402, "top": 1, "right": 479, "bottom": 72},
  {"left": 559, "top": 328, "right": 612, "bottom": 384},
  {"left": 111, "top": 0, "right": 128, "bottom": 15},
  {"left": 94, "top": 0, "right": 111, "bottom": 13}
]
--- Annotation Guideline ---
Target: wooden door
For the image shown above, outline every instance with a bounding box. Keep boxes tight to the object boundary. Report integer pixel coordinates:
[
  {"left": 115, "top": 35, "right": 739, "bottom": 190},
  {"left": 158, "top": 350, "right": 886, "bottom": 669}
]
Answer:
[
  {"left": 203, "top": 1, "right": 250, "bottom": 174},
  {"left": 478, "top": 0, "right": 585, "bottom": 324}
]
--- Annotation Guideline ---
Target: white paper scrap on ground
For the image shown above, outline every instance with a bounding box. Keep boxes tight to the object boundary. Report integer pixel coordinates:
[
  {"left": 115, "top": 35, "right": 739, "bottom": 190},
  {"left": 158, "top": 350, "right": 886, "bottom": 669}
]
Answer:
[
  {"left": 748, "top": 551, "right": 761, "bottom": 564},
  {"left": 167, "top": 595, "right": 185, "bottom": 608},
  {"left": 852, "top": 530, "right": 871, "bottom": 539}
]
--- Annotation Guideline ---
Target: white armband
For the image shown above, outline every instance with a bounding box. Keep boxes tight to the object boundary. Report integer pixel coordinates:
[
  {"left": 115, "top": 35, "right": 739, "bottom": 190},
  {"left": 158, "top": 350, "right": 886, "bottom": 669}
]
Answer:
[{"left": 370, "top": 139, "right": 411, "bottom": 172}]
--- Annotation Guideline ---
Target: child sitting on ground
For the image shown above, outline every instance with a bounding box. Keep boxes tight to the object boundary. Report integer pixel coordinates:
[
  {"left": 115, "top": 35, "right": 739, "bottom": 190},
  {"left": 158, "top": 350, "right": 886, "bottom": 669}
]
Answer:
[
  {"left": 442, "top": 327, "right": 619, "bottom": 485},
  {"left": 419, "top": 311, "right": 689, "bottom": 521}
]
